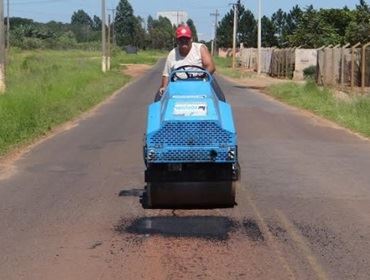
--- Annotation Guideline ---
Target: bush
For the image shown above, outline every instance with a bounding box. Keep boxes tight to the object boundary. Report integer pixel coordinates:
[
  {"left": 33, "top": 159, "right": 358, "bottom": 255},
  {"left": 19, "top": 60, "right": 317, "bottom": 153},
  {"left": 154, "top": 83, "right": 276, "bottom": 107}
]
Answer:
[
  {"left": 303, "top": 65, "right": 317, "bottom": 80},
  {"left": 21, "top": 37, "right": 45, "bottom": 49}
]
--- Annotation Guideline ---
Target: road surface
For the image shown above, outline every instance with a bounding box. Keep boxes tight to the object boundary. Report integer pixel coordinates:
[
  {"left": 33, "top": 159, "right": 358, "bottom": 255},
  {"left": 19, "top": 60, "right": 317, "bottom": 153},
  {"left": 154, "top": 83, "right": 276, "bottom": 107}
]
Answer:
[{"left": 1, "top": 61, "right": 370, "bottom": 280}]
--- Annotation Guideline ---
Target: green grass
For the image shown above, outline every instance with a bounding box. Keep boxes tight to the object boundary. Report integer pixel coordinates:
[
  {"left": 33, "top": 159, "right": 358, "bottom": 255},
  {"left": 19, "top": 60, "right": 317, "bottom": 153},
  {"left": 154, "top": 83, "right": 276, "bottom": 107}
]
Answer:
[
  {"left": 113, "top": 49, "right": 166, "bottom": 65},
  {"left": 268, "top": 81, "right": 370, "bottom": 137},
  {"left": 0, "top": 49, "right": 163, "bottom": 156},
  {"left": 214, "top": 56, "right": 254, "bottom": 79},
  {"left": 214, "top": 57, "right": 370, "bottom": 138}
]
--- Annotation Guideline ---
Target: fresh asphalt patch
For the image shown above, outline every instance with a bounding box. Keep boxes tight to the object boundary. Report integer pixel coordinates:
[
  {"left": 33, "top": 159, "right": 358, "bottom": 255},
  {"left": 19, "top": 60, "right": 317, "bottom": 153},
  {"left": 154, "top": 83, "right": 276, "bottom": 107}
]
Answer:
[
  {"left": 114, "top": 216, "right": 268, "bottom": 243},
  {"left": 116, "top": 216, "right": 237, "bottom": 241},
  {"left": 243, "top": 218, "right": 265, "bottom": 242},
  {"left": 267, "top": 222, "right": 289, "bottom": 242}
]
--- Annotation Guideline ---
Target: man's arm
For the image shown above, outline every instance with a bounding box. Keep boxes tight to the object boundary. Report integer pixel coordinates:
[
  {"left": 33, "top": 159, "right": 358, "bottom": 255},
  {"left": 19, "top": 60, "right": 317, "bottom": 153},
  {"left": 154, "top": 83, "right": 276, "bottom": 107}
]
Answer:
[
  {"left": 200, "top": 45, "right": 216, "bottom": 74},
  {"left": 159, "top": 50, "right": 174, "bottom": 94},
  {"left": 159, "top": 76, "right": 169, "bottom": 93}
]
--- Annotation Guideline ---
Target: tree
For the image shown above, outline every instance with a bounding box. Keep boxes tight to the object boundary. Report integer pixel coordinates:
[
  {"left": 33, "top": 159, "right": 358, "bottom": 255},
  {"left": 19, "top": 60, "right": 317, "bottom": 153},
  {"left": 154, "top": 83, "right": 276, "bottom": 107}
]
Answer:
[
  {"left": 238, "top": 7, "right": 257, "bottom": 47},
  {"left": 261, "top": 16, "right": 278, "bottom": 47},
  {"left": 9, "top": 17, "right": 34, "bottom": 30},
  {"left": 148, "top": 16, "right": 173, "bottom": 49},
  {"left": 147, "top": 15, "right": 154, "bottom": 31},
  {"left": 92, "top": 15, "right": 102, "bottom": 32},
  {"left": 320, "top": 8, "right": 353, "bottom": 40},
  {"left": 217, "top": 9, "right": 234, "bottom": 48},
  {"left": 70, "top": 10, "right": 96, "bottom": 42},
  {"left": 71, "top": 10, "right": 93, "bottom": 28},
  {"left": 271, "top": 9, "right": 287, "bottom": 47},
  {"left": 217, "top": 4, "right": 257, "bottom": 48},
  {"left": 133, "top": 16, "right": 146, "bottom": 48},
  {"left": 115, "top": 0, "right": 141, "bottom": 47},
  {"left": 345, "top": 0, "right": 370, "bottom": 44},
  {"left": 288, "top": 6, "right": 341, "bottom": 47},
  {"left": 186, "top": 19, "right": 198, "bottom": 42},
  {"left": 285, "top": 5, "right": 303, "bottom": 46}
]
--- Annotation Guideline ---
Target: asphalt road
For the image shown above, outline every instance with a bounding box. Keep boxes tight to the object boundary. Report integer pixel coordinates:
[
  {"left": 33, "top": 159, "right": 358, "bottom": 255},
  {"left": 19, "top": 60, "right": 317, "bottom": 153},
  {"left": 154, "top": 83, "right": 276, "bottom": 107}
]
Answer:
[{"left": 1, "top": 61, "right": 370, "bottom": 280}]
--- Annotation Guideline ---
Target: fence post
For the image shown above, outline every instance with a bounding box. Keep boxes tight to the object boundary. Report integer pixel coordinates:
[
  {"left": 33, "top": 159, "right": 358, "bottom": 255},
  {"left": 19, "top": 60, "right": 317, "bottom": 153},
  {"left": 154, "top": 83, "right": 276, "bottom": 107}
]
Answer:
[
  {"left": 361, "top": 42, "right": 370, "bottom": 94},
  {"left": 270, "top": 47, "right": 276, "bottom": 76},
  {"left": 316, "top": 45, "right": 325, "bottom": 86},
  {"left": 332, "top": 44, "right": 341, "bottom": 86},
  {"left": 291, "top": 47, "right": 296, "bottom": 79},
  {"left": 277, "top": 50, "right": 280, "bottom": 78},
  {"left": 351, "top": 42, "right": 361, "bottom": 92},
  {"left": 285, "top": 48, "right": 289, "bottom": 78},
  {"left": 323, "top": 45, "right": 332, "bottom": 87},
  {"left": 341, "top": 43, "right": 350, "bottom": 89},
  {"left": 281, "top": 50, "right": 284, "bottom": 78}
]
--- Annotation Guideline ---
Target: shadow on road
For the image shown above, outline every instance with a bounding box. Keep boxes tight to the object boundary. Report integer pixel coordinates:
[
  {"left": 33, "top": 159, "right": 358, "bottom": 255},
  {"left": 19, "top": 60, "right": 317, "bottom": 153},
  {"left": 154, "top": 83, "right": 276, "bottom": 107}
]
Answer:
[
  {"left": 118, "top": 188, "right": 144, "bottom": 197},
  {"left": 233, "top": 85, "right": 266, "bottom": 90}
]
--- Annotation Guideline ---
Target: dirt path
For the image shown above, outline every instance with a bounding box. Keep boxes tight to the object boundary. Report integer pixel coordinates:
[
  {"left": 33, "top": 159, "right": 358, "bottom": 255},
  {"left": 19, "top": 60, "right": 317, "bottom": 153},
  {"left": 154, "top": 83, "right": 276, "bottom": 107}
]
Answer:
[
  {"left": 122, "top": 64, "right": 152, "bottom": 78},
  {"left": 219, "top": 70, "right": 298, "bottom": 91}
]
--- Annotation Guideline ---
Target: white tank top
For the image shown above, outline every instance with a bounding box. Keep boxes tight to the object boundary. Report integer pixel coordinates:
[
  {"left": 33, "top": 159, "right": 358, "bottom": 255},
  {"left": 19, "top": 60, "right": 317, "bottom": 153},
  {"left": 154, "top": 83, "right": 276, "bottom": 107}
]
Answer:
[{"left": 162, "top": 43, "right": 204, "bottom": 77}]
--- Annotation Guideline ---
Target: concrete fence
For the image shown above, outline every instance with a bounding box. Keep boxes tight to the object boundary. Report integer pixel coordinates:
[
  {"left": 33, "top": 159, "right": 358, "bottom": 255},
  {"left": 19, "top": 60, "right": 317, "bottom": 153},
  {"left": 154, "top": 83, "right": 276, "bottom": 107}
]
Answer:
[
  {"left": 236, "top": 43, "right": 370, "bottom": 94},
  {"left": 317, "top": 44, "right": 370, "bottom": 94},
  {"left": 238, "top": 47, "right": 317, "bottom": 80}
]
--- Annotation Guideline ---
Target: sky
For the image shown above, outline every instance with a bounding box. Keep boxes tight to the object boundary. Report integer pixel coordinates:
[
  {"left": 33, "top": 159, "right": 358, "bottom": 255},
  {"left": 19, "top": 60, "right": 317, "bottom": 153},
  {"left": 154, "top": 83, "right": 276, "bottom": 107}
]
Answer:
[{"left": 8, "top": 0, "right": 361, "bottom": 41}]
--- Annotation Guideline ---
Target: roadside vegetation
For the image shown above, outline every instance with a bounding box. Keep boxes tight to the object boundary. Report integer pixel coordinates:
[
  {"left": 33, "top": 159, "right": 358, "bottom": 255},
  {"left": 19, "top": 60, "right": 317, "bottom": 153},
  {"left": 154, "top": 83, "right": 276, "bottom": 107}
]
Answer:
[
  {"left": 214, "top": 57, "right": 253, "bottom": 79},
  {"left": 8, "top": 0, "right": 369, "bottom": 51},
  {"left": 0, "top": 49, "right": 164, "bottom": 156},
  {"left": 268, "top": 82, "right": 370, "bottom": 137},
  {"left": 215, "top": 58, "right": 370, "bottom": 138},
  {"left": 2, "top": 0, "right": 368, "bottom": 155}
]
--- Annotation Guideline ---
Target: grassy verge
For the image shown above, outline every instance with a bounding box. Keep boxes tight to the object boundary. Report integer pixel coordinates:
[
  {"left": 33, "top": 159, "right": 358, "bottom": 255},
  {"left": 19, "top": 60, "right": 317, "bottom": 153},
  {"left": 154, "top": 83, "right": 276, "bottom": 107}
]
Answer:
[
  {"left": 268, "top": 81, "right": 370, "bottom": 137},
  {"left": 0, "top": 49, "right": 164, "bottom": 156},
  {"left": 214, "top": 57, "right": 370, "bottom": 138},
  {"left": 214, "top": 56, "right": 255, "bottom": 79}
]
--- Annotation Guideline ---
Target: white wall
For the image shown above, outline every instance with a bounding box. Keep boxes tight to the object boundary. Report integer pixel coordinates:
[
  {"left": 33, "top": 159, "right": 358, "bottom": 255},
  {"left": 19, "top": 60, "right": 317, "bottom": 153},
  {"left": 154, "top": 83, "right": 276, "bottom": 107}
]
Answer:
[{"left": 293, "top": 49, "right": 318, "bottom": 80}]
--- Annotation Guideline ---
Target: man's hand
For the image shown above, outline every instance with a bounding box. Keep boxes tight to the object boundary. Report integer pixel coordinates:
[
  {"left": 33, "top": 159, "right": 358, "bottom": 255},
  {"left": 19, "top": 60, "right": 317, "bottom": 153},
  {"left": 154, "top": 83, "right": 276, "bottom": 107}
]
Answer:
[
  {"left": 159, "top": 76, "right": 169, "bottom": 97},
  {"left": 159, "top": 87, "right": 166, "bottom": 95}
]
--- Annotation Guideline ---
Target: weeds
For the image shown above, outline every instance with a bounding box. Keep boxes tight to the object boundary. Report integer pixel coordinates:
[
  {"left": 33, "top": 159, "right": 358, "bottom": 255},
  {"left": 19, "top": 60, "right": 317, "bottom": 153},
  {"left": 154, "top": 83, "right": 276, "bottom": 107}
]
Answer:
[
  {"left": 214, "top": 57, "right": 370, "bottom": 138},
  {"left": 0, "top": 49, "right": 162, "bottom": 156}
]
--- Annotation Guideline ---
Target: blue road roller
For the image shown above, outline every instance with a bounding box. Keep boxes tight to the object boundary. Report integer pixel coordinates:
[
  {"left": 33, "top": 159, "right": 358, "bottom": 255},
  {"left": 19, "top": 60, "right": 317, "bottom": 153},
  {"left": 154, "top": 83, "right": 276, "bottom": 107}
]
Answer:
[{"left": 141, "top": 65, "right": 240, "bottom": 209}]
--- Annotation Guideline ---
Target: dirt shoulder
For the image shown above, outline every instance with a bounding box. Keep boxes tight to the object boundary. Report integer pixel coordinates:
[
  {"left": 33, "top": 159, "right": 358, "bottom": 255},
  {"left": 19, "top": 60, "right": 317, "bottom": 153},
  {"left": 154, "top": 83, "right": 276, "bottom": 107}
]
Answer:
[
  {"left": 121, "top": 64, "right": 152, "bottom": 78},
  {"left": 219, "top": 70, "right": 297, "bottom": 91}
]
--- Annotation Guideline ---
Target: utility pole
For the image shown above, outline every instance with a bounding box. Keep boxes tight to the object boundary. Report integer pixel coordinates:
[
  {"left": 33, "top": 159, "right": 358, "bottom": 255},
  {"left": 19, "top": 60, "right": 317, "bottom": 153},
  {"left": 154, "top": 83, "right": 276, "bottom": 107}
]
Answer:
[
  {"left": 210, "top": 9, "right": 219, "bottom": 56},
  {"left": 107, "top": 14, "right": 111, "bottom": 71},
  {"left": 108, "top": 8, "right": 116, "bottom": 45},
  {"left": 257, "top": 0, "right": 262, "bottom": 74},
  {"left": 0, "top": 0, "right": 6, "bottom": 93},
  {"left": 101, "top": 0, "right": 107, "bottom": 72},
  {"left": 6, "top": 0, "right": 9, "bottom": 50},
  {"left": 232, "top": 1, "right": 240, "bottom": 69}
]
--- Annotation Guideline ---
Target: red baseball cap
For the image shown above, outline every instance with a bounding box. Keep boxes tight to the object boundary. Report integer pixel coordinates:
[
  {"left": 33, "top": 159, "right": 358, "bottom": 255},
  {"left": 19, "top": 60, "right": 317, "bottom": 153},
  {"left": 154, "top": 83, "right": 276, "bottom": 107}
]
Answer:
[{"left": 176, "top": 25, "right": 192, "bottom": 39}]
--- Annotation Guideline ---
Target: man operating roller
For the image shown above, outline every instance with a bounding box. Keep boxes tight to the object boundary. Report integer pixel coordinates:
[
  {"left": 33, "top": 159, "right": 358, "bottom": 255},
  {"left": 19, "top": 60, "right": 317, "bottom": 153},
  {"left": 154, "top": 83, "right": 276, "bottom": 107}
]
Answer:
[{"left": 156, "top": 24, "right": 216, "bottom": 101}]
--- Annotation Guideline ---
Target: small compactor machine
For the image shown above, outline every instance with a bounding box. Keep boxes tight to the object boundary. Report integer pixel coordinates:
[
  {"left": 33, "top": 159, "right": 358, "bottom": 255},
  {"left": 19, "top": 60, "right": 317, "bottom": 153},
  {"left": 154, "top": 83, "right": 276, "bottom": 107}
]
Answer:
[{"left": 142, "top": 66, "right": 240, "bottom": 209}]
